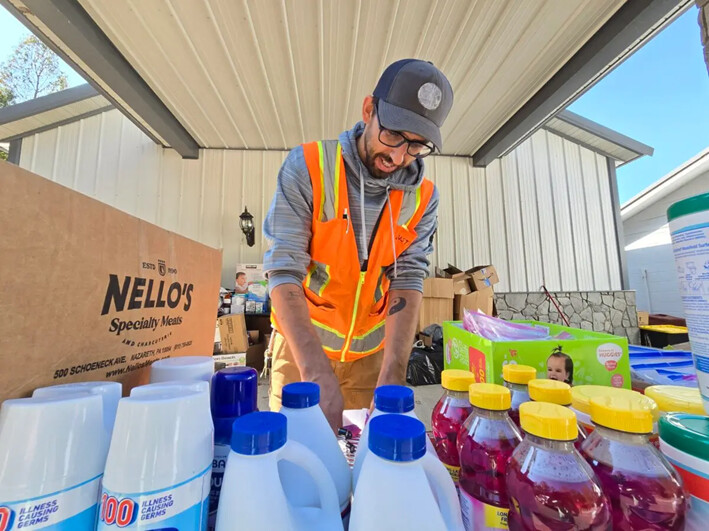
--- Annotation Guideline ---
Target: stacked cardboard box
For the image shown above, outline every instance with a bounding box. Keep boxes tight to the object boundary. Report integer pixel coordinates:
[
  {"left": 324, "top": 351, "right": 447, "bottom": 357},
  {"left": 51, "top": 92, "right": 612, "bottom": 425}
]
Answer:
[
  {"left": 215, "top": 314, "right": 267, "bottom": 370},
  {"left": 418, "top": 264, "right": 499, "bottom": 332}
]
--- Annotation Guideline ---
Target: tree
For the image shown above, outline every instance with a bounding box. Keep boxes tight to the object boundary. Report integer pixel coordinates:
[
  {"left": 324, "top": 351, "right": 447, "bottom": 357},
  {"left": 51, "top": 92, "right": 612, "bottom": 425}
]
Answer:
[{"left": 1, "top": 35, "right": 68, "bottom": 102}]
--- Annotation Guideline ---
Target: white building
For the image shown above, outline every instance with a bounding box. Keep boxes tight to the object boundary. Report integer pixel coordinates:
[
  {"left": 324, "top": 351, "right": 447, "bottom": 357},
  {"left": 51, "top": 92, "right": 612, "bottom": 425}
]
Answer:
[{"left": 622, "top": 149, "right": 709, "bottom": 317}]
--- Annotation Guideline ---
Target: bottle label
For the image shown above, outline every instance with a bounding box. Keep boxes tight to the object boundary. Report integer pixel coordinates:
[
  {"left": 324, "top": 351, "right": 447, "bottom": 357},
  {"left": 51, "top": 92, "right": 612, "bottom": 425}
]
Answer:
[
  {"left": 459, "top": 488, "right": 508, "bottom": 530},
  {"left": 442, "top": 463, "right": 460, "bottom": 485},
  {"left": 97, "top": 465, "right": 210, "bottom": 530},
  {"left": 0, "top": 475, "right": 101, "bottom": 530},
  {"left": 207, "top": 444, "right": 231, "bottom": 531}
]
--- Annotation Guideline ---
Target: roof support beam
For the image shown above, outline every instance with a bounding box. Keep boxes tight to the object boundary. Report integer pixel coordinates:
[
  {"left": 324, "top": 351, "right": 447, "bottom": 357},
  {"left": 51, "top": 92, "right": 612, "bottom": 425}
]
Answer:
[
  {"left": 472, "top": 0, "right": 688, "bottom": 167},
  {"left": 3, "top": 0, "right": 200, "bottom": 159}
]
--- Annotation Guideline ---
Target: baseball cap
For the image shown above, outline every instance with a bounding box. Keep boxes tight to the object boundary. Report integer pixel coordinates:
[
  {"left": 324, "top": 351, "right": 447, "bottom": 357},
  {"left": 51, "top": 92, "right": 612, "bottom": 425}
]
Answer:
[{"left": 373, "top": 59, "right": 454, "bottom": 152}]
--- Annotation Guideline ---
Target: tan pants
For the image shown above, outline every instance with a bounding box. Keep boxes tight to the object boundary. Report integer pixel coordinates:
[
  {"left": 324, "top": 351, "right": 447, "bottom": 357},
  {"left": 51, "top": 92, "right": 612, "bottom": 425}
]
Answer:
[{"left": 268, "top": 331, "right": 385, "bottom": 411}]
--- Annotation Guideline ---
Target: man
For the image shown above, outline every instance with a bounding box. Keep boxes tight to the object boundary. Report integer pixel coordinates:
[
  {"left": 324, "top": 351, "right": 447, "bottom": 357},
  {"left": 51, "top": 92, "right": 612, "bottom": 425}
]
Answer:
[
  {"left": 234, "top": 271, "right": 248, "bottom": 294},
  {"left": 264, "top": 59, "right": 454, "bottom": 430}
]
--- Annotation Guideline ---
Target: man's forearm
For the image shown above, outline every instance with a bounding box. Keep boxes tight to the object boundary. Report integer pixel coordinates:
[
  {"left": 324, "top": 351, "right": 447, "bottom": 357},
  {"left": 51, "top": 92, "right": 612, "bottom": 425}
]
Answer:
[
  {"left": 378, "top": 289, "right": 422, "bottom": 386},
  {"left": 270, "top": 283, "right": 331, "bottom": 379}
]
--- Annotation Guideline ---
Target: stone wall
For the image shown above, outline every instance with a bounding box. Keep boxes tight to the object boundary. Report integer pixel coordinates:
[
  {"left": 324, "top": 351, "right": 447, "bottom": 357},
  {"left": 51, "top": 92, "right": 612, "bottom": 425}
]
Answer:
[{"left": 495, "top": 291, "right": 640, "bottom": 344}]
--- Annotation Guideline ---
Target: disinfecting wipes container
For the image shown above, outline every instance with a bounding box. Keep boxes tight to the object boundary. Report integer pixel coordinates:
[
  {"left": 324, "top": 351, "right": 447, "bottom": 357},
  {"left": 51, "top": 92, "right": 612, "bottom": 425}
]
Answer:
[
  {"left": 99, "top": 388, "right": 213, "bottom": 529},
  {"left": 0, "top": 393, "right": 105, "bottom": 530},
  {"left": 668, "top": 192, "right": 709, "bottom": 414}
]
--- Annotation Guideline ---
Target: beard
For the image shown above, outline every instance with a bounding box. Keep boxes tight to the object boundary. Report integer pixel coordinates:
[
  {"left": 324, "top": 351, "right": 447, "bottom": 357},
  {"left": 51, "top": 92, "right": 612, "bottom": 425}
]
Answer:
[{"left": 361, "top": 126, "right": 405, "bottom": 179}]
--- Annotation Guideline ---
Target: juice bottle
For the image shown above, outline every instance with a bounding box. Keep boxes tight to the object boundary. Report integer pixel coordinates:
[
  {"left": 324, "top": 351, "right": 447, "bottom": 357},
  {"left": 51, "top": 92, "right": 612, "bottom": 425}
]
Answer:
[
  {"left": 581, "top": 393, "right": 688, "bottom": 530},
  {"left": 528, "top": 378, "right": 587, "bottom": 449},
  {"left": 644, "top": 385, "right": 705, "bottom": 415},
  {"left": 457, "top": 383, "right": 522, "bottom": 530},
  {"left": 502, "top": 364, "right": 536, "bottom": 428},
  {"left": 506, "top": 402, "right": 610, "bottom": 530},
  {"left": 571, "top": 385, "right": 661, "bottom": 445},
  {"left": 431, "top": 369, "right": 477, "bottom": 486}
]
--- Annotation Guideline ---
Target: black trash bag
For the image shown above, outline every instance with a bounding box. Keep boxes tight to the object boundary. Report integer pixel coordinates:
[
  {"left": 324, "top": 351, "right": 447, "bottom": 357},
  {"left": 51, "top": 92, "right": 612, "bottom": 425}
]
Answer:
[
  {"left": 406, "top": 344, "right": 444, "bottom": 386},
  {"left": 421, "top": 324, "right": 444, "bottom": 347}
]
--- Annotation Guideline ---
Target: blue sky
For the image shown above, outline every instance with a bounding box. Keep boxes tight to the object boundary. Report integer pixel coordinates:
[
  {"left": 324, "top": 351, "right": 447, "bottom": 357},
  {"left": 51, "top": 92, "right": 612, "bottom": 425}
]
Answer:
[
  {"left": 569, "top": 5, "right": 709, "bottom": 204},
  {"left": 0, "top": 5, "right": 706, "bottom": 205}
]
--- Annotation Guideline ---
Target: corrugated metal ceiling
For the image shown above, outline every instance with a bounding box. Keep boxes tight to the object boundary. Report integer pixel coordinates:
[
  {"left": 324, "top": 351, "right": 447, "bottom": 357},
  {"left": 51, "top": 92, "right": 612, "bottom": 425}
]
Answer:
[
  {"left": 544, "top": 116, "right": 638, "bottom": 164},
  {"left": 67, "top": 0, "right": 624, "bottom": 154}
]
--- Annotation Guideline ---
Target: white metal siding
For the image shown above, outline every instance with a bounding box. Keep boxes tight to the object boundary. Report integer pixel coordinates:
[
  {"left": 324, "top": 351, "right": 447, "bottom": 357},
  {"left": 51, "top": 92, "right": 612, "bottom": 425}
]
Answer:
[
  {"left": 18, "top": 110, "right": 621, "bottom": 291},
  {"left": 623, "top": 172, "right": 709, "bottom": 316}
]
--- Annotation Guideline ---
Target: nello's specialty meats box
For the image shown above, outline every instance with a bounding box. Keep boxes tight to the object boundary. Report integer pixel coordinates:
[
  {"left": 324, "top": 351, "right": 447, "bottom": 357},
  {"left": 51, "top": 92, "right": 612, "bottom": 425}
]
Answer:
[
  {"left": 443, "top": 320, "right": 631, "bottom": 388},
  {"left": 0, "top": 161, "right": 222, "bottom": 401}
]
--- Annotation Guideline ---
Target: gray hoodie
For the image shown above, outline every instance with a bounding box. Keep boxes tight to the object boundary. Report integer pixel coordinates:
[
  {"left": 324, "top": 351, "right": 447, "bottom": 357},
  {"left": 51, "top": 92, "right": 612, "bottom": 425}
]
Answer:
[{"left": 263, "top": 121, "right": 439, "bottom": 293}]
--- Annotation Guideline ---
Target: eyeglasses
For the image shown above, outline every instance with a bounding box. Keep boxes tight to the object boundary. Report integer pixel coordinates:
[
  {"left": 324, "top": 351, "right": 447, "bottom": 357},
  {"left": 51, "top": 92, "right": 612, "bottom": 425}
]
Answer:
[{"left": 375, "top": 104, "right": 435, "bottom": 158}]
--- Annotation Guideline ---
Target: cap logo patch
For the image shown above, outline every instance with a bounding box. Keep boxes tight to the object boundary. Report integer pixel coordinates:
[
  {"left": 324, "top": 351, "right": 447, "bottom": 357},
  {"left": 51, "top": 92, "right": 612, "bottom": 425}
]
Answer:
[{"left": 418, "top": 82, "right": 441, "bottom": 110}]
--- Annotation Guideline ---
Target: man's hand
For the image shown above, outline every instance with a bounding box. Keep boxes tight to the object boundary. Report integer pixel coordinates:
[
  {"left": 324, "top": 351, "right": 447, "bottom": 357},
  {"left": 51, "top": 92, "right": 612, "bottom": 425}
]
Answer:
[
  {"left": 308, "top": 365, "right": 345, "bottom": 432},
  {"left": 270, "top": 283, "right": 343, "bottom": 433},
  {"left": 377, "top": 289, "right": 423, "bottom": 388}
]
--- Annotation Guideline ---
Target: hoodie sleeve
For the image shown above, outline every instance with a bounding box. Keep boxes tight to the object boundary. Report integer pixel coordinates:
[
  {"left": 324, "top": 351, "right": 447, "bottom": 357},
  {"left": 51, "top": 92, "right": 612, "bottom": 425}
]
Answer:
[
  {"left": 387, "top": 184, "right": 439, "bottom": 292},
  {"left": 263, "top": 146, "right": 313, "bottom": 291}
]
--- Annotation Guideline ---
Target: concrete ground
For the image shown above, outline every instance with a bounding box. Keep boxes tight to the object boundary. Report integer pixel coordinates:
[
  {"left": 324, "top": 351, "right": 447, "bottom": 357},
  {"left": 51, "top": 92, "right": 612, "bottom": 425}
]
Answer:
[{"left": 257, "top": 379, "right": 441, "bottom": 431}]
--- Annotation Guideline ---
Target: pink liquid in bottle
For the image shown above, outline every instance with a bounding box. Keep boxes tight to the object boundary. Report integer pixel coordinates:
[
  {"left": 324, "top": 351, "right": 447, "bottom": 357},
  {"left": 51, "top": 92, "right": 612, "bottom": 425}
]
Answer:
[
  {"left": 431, "top": 391, "right": 472, "bottom": 485},
  {"left": 506, "top": 435, "right": 610, "bottom": 530},
  {"left": 582, "top": 426, "right": 687, "bottom": 530},
  {"left": 457, "top": 404, "right": 522, "bottom": 530}
]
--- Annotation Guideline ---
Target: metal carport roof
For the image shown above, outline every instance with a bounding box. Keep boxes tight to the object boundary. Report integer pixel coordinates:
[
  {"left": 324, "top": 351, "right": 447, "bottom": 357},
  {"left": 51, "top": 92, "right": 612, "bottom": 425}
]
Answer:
[{"left": 1, "top": 0, "right": 690, "bottom": 162}]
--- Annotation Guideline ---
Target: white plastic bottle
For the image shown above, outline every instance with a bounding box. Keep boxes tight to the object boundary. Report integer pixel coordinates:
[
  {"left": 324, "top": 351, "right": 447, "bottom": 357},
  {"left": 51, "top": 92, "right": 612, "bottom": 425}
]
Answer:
[
  {"left": 98, "top": 388, "right": 213, "bottom": 529},
  {"left": 279, "top": 382, "right": 351, "bottom": 521},
  {"left": 33, "top": 380, "right": 122, "bottom": 448},
  {"left": 0, "top": 393, "right": 105, "bottom": 529},
  {"left": 353, "top": 385, "right": 433, "bottom": 488},
  {"left": 150, "top": 355, "right": 214, "bottom": 383},
  {"left": 216, "top": 411, "right": 343, "bottom": 530},
  {"left": 350, "top": 414, "right": 464, "bottom": 531}
]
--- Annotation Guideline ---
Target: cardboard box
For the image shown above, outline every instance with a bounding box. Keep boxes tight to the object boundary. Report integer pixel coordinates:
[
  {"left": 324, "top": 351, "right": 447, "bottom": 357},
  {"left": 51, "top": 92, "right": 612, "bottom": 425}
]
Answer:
[
  {"left": 217, "top": 314, "right": 249, "bottom": 353},
  {"left": 213, "top": 352, "right": 246, "bottom": 369},
  {"left": 454, "top": 287, "right": 495, "bottom": 320},
  {"left": 443, "top": 320, "right": 631, "bottom": 388},
  {"left": 0, "top": 161, "right": 222, "bottom": 402},
  {"left": 467, "top": 265, "right": 499, "bottom": 291},
  {"left": 637, "top": 311, "right": 650, "bottom": 327},
  {"left": 419, "top": 278, "right": 455, "bottom": 331},
  {"left": 246, "top": 330, "right": 266, "bottom": 371}
]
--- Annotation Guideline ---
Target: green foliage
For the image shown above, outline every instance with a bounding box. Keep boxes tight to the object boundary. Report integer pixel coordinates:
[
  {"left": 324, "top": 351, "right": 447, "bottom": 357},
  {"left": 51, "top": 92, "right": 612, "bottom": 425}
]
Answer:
[{"left": 1, "top": 35, "right": 68, "bottom": 102}]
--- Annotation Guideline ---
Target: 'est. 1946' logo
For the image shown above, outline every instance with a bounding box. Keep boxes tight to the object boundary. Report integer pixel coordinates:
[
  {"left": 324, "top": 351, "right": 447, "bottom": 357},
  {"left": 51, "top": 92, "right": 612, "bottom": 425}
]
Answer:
[
  {"left": 100, "top": 495, "right": 138, "bottom": 528},
  {"left": 0, "top": 507, "right": 15, "bottom": 531}
]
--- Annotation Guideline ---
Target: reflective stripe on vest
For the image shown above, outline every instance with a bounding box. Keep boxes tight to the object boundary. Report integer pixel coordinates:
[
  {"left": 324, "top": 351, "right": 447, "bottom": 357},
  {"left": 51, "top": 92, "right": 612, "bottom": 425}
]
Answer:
[{"left": 285, "top": 140, "right": 433, "bottom": 361}]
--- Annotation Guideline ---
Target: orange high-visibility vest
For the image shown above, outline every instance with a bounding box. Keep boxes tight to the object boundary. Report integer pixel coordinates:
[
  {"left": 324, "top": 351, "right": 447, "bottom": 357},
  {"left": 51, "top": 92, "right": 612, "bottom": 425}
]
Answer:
[{"left": 273, "top": 140, "right": 434, "bottom": 362}]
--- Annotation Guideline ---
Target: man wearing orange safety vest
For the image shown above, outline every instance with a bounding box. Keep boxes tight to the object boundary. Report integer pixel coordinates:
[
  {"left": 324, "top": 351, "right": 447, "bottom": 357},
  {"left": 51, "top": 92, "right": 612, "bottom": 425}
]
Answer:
[{"left": 263, "top": 59, "right": 454, "bottom": 430}]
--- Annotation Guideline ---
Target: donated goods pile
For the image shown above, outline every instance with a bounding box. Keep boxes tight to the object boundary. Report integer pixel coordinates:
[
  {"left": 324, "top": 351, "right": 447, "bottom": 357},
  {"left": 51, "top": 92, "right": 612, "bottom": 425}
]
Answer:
[{"left": 1, "top": 358, "right": 707, "bottom": 530}]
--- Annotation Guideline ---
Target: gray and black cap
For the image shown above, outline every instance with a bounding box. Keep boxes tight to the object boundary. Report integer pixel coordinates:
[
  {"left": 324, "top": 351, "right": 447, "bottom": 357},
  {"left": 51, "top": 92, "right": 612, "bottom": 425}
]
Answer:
[{"left": 373, "top": 59, "right": 454, "bottom": 152}]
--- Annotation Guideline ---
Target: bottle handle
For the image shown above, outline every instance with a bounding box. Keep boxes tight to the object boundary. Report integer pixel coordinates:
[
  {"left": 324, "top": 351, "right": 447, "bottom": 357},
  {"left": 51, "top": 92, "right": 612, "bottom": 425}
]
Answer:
[
  {"left": 278, "top": 440, "right": 343, "bottom": 521},
  {"left": 420, "top": 452, "right": 465, "bottom": 531}
]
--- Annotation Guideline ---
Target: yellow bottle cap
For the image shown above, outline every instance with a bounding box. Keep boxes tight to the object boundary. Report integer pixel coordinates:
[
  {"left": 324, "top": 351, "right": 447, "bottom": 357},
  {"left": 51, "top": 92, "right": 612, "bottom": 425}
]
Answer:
[
  {"left": 441, "top": 370, "right": 477, "bottom": 392},
  {"left": 502, "top": 364, "right": 537, "bottom": 385},
  {"left": 644, "top": 385, "right": 705, "bottom": 415},
  {"left": 520, "top": 401, "right": 578, "bottom": 441},
  {"left": 589, "top": 393, "right": 654, "bottom": 434},
  {"left": 571, "top": 385, "right": 660, "bottom": 421},
  {"left": 528, "top": 379, "right": 572, "bottom": 406},
  {"left": 468, "top": 383, "right": 511, "bottom": 411}
]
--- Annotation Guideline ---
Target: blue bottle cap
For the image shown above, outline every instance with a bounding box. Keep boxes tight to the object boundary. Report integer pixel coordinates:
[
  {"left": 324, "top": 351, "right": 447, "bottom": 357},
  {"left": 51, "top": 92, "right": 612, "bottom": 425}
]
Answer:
[
  {"left": 282, "top": 382, "right": 320, "bottom": 409},
  {"left": 368, "top": 414, "right": 426, "bottom": 462},
  {"left": 211, "top": 367, "right": 258, "bottom": 419},
  {"left": 231, "top": 411, "right": 287, "bottom": 455},
  {"left": 374, "top": 385, "right": 414, "bottom": 413}
]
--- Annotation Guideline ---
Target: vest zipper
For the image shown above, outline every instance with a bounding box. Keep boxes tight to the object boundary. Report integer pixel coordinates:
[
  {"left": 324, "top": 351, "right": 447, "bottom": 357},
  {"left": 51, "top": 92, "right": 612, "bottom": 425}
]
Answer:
[
  {"left": 360, "top": 205, "right": 386, "bottom": 272},
  {"left": 341, "top": 271, "right": 366, "bottom": 362}
]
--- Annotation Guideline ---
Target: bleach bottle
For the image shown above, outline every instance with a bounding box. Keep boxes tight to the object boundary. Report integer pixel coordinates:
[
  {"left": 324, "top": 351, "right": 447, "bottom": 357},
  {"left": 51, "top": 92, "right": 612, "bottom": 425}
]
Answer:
[
  {"left": 151, "top": 355, "right": 214, "bottom": 383},
  {"left": 353, "top": 385, "right": 433, "bottom": 488},
  {"left": 350, "top": 414, "right": 464, "bottom": 531},
  {"left": 209, "top": 367, "right": 258, "bottom": 530},
  {"left": 279, "top": 382, "right": 351, "bottom": 522},
  {"left": 0, "top": 393, "right": 105, "bottom": 530},
  {"left": 32, "top": 381, "right": 122, "bottom": 445},
  {"left": 98, "top": 387, "right": 213, "bottom": 530},
  {"left": 216, "top": 411, "right": 343, "bottom": 530}
]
